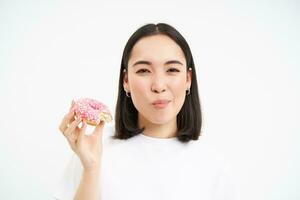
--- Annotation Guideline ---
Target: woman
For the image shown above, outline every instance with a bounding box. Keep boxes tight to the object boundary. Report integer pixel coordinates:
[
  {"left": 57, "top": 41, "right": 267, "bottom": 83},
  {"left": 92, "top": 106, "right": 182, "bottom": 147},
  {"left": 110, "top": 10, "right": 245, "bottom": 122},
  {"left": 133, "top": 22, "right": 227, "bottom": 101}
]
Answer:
[{"left": 54, "top": 23, "right": 237, "bottom": 200}]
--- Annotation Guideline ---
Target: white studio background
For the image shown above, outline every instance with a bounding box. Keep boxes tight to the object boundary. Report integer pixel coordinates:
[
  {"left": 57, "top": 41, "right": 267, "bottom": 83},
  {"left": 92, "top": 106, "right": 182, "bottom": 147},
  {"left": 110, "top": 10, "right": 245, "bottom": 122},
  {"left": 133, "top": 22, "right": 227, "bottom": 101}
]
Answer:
[{"left": 0, "top": 0, "right": 299, "bottom": 199}]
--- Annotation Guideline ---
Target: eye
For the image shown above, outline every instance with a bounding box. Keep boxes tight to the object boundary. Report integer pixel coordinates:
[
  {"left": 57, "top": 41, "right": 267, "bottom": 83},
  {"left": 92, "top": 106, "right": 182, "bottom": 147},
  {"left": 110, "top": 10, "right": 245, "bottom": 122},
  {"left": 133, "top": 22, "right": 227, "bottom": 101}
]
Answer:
[
  {"left": 136, "top": 68, "right": 150, "bottom": 74},
  {"left": 168, "top": 68, "right": 180, "bottom": 73}
]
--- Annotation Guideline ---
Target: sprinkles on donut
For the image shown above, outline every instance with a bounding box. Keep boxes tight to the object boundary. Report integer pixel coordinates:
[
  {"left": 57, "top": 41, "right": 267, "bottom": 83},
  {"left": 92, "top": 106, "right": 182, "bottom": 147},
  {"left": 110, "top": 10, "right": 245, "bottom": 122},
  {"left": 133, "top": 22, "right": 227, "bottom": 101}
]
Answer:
[{"left": 72, "top": 98, "right": 112, "bottom": 126}]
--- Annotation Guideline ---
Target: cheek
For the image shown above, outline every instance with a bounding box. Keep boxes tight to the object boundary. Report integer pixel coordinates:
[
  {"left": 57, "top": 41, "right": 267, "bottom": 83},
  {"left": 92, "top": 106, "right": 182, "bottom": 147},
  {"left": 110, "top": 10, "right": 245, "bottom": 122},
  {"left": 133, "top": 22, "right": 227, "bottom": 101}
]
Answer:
[
  {"left": 170, "top": 77, "right": 187, "bottom": 110},
  {"left": 171, "top": 77, "right": 187, "bottom": 96},
  {"left": 129, "top": 78, "right": 149, "bottom": 105},
  {"left": 130, "top": 78, "right": 148, "bottom": 95}
]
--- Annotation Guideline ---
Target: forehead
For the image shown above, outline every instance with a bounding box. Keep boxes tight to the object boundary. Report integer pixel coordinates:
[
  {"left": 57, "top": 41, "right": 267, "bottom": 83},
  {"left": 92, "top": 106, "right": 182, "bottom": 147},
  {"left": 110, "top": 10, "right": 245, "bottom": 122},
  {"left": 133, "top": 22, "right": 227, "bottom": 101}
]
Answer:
[{"left": 128, "top": 34, "right": 186, "bottom": 66}]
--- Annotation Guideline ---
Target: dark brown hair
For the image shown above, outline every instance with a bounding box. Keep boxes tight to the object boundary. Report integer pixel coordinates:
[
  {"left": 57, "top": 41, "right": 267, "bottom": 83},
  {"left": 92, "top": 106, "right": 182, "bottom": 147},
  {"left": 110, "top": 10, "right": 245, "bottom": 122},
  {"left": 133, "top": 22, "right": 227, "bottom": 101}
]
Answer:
[{"left": 112, "top": 23, "right": 203, "bottom": 143}]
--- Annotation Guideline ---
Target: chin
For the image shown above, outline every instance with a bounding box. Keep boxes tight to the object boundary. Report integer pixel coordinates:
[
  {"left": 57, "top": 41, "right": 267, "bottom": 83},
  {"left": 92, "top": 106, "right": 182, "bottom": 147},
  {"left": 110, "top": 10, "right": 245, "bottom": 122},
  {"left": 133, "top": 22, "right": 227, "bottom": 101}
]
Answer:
[{"left": 149, "top": 116, "right": 174, "bottom": 125}]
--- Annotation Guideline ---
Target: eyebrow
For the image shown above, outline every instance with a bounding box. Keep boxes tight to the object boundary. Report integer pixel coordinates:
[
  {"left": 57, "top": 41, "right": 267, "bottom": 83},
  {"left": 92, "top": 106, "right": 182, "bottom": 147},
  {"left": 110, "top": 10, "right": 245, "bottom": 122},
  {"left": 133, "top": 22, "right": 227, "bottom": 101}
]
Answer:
[{"left": 132, "top": 60, "right": 184, "bottom": 67}]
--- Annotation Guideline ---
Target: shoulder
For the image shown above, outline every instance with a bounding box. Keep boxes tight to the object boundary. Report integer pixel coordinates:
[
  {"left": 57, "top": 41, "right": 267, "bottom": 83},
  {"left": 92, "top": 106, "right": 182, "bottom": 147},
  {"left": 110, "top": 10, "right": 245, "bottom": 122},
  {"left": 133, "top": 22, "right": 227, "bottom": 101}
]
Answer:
[{"left": 186, "top": 136, "right": 229, "bottom": 169}]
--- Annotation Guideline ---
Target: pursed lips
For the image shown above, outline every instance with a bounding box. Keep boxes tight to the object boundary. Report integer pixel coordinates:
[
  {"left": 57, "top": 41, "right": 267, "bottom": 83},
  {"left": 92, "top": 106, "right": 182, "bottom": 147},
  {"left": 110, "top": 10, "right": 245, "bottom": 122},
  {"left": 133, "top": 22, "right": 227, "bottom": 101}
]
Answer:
[
  {"left": 150, "top": 99, "right": 172, "bottom": 109},
  {"left": 151, "top": 99, "right": 171, "bottom": 105}
]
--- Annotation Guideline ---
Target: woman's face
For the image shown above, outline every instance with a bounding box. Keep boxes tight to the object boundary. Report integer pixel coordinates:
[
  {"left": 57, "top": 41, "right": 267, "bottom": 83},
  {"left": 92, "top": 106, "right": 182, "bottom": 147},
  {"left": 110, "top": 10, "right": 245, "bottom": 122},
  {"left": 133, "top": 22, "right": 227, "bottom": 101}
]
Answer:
[{"left": 123, "top": 34, "right": 192, "bottom": 126}]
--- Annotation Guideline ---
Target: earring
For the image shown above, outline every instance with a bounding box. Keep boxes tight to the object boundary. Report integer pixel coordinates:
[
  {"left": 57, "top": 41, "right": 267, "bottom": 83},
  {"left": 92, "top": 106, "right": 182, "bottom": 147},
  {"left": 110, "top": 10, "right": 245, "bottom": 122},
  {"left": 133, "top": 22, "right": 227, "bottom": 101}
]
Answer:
[
  {"left": 186, "top": 88, "right": 190, "bottom": 95},
  {"left": 126, "top": 91, "right": 131, "bottom": 98}
]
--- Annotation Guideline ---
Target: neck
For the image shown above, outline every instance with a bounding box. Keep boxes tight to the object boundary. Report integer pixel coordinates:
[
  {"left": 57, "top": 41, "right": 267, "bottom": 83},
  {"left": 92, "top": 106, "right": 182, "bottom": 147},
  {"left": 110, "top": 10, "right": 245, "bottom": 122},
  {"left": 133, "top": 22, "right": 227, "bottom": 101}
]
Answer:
[{"left": 138, "top": 114, "right": 177, "bottom": 138}]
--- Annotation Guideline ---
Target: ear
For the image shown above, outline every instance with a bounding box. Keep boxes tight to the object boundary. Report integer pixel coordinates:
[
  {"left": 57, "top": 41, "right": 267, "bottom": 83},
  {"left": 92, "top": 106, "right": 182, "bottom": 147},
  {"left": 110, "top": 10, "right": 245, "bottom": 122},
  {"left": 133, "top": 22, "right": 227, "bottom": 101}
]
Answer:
[
  {"left": 123, "top": 69, "right": 130, "bottom": 91},
  {"left": 186, "top": 67, "right": 192, "bottom": 88}
]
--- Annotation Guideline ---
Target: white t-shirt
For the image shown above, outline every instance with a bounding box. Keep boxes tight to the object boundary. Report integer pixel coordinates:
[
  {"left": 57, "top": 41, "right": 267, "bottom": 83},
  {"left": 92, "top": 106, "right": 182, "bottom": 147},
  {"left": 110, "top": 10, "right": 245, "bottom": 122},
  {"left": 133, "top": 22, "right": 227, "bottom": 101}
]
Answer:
[{"left": 52, "top": 125, "right": 237, "bottom": 200}]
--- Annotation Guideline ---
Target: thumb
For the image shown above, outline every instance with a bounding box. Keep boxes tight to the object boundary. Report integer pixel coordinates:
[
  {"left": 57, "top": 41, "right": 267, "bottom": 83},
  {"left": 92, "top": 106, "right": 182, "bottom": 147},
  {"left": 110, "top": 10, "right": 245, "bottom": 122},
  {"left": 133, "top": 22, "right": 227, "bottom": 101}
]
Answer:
[{"left": 94, "top": 121, "right": 105, "bottom": 137}]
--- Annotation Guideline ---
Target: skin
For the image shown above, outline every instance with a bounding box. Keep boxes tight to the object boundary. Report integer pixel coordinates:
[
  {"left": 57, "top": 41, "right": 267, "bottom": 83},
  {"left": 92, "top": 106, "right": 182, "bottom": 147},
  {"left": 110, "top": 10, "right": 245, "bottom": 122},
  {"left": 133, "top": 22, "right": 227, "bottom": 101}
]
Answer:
[{"left": 123, "top": 34, "right": 192, "bottom": 138}]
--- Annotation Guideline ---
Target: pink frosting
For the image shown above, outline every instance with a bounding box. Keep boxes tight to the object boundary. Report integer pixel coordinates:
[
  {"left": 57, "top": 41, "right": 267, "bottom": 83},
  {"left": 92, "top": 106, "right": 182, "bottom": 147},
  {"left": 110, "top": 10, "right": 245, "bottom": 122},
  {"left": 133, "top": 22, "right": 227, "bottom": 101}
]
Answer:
[{"left": 73, "top": 98, "right": 110, "bottom": 124}]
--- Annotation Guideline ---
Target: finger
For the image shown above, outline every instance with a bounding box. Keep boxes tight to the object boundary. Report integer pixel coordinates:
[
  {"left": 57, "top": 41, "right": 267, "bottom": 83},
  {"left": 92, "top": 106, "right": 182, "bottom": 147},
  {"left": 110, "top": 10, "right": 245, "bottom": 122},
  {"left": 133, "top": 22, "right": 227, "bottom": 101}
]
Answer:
[
  {"left": 64, "top": 117, "right": 82, "bottom": 137},
  {"left": 58, "top": 100, "right": 76, "bottom": 133},
  {"left": 93, "top": 121, "right": 105, "bottom": 137},
  {"left": 59, "top": 108, "right": 76, "bottom": 133},
  {"left": 69, "top": 100, "right": 75, "bottom": 110},
  {"left": 71, "top": 99, "right": 75, "bottom": 106},
  {"left": 69, "top": 127, "right": 80, "bottom": 143},
  {"left": 66, "top": 136, "right": 77, "bottom": 152},
  {"left": 64, "top": 120, "right": 82, "bottom": 147}
]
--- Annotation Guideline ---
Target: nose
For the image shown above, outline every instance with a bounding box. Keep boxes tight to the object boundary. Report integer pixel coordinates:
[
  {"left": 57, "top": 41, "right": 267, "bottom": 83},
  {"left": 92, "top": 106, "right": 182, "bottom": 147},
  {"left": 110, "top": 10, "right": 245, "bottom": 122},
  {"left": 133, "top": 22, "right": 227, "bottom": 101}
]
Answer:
[{"left": 151, "top": 74, "right": 166, "bottom": 94}]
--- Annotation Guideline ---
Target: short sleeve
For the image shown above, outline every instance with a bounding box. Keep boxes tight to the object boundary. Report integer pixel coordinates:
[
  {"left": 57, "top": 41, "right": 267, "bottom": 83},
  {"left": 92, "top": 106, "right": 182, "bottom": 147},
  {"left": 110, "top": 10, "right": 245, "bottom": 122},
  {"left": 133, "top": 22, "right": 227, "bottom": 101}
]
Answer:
[
  {"left": 52, "top": 153, "right": 83, "bottom": 200},
  {"left": 211, "top": 157, "right": 239, "bottom": 200}
]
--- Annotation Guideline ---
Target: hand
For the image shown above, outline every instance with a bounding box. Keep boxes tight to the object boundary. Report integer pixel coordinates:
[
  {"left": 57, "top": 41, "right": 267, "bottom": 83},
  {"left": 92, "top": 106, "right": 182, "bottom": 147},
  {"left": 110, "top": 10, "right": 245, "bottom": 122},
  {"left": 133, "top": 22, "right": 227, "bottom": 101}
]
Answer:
[{"left": 59, "top": 101, "right": 105, "bottom": 172}]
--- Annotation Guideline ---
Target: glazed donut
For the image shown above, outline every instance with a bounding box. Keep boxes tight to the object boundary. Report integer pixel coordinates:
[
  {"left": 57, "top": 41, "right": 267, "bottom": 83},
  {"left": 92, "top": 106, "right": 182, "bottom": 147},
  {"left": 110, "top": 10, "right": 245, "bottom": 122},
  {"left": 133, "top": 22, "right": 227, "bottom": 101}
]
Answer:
[{"left": 72, "top": 98, "right": 113, "bottom": 126}]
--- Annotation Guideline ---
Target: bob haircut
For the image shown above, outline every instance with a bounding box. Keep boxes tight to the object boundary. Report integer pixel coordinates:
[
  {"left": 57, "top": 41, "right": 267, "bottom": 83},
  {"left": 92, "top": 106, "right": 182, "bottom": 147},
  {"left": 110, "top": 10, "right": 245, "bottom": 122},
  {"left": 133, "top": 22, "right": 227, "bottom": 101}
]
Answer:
[{"left": 113, "top": 23, "right": 202, "bottom": 143}]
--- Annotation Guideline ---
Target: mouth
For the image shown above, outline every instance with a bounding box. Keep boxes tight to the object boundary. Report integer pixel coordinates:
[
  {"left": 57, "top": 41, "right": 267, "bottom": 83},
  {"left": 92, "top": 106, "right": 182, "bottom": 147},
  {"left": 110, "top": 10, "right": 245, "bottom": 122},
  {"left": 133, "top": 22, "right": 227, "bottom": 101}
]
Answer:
[{"left": 152, "top": 100, "right": 171, "bottom": 109}]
